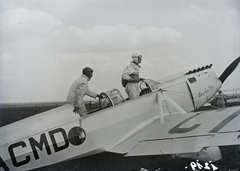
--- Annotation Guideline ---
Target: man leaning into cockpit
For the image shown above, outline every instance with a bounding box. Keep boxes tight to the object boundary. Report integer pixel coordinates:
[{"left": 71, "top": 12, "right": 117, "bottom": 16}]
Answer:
[{"left": 67, "top": 67, "right": 102, "bottom": 128}]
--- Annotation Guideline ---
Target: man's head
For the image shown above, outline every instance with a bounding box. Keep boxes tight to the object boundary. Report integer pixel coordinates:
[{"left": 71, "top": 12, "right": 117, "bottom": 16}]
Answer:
[
  {"left": 132, "top": 53, "right": 142, "bottom": 64},
  {"left": 82, "top": 67, "right": 93, "bottom": 80},
  {"left": 219, "top": 90, "right": 222, "bottom": 94}
]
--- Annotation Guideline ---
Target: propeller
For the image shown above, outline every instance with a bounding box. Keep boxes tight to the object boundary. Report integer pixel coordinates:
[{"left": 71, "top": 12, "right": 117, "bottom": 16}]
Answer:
[{"left": 219, "top": 56, "right": 240, "bottom": 83}]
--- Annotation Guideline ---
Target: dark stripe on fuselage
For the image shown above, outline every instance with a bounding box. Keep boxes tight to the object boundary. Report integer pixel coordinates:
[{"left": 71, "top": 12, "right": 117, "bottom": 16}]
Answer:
[
  {"left": 209, "top": 109, "right": 240, "bottom": 133},
  {"left": 168, "top": 113, "right": 201, "bottom": 134}
]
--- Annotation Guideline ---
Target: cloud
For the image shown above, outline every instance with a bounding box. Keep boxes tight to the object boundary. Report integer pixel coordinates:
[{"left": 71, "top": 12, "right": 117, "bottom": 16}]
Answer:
[
  {"left": 1, "top": 7, "right": 182, "bottom": 53},
  {"left": 50, "top": 24, "right": 182, "bottom": 54},
  {"left": 1, "top": 7, "right": 64, "bottom": 41}
]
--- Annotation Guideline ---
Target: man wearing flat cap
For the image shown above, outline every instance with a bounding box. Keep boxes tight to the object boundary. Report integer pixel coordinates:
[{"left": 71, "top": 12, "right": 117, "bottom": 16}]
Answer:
[{"left": 122, "top": 53, "right": 143, "bottom": 99}]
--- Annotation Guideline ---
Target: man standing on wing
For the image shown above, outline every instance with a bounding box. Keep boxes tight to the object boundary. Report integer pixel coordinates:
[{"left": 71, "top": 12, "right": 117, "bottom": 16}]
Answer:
[{"left": 122, "top": 53, "right": 143, "bottom": 99}]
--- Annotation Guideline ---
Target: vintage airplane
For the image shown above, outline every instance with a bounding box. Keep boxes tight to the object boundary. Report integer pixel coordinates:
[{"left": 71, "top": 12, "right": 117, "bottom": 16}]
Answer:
[{"left": 0, "top": 57, "right": 240, "bottom": 171}]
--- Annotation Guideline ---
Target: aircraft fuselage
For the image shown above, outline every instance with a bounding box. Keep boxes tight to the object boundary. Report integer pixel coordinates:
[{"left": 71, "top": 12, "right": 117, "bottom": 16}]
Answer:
[{"left": 0, "top": 65, "right": 229, "bottom": 171}]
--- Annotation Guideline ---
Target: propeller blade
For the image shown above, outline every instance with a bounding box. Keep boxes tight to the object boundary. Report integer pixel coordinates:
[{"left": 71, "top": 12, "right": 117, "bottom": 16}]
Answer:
[{"left": 219, "top": 56, "right": 240, "bottom": 83}]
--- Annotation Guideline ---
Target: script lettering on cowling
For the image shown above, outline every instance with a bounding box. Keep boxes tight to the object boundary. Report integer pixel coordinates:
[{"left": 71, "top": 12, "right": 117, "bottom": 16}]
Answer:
[{"left": 198, "top": 85, "right": 214, "bottom": 98}]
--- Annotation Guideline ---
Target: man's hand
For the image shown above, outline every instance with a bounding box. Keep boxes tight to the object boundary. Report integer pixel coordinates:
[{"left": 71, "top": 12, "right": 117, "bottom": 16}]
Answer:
[
  {"left": 129, "top": 75, "right": 140, "bottom": 82},
  {"left": 73, "top": 106, "right": 80, "bottom": 114},
  {"left": 97, "top": 94, "right": 104, "bottom": 99}
]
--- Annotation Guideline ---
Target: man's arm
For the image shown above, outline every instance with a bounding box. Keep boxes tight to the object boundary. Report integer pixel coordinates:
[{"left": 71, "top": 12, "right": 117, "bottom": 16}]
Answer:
[
  {"left": 122, "top": 67, "right": 139, "bottom": 82},
  {"left": 85, "top": 88, "right": 98, "bottom": 98}
]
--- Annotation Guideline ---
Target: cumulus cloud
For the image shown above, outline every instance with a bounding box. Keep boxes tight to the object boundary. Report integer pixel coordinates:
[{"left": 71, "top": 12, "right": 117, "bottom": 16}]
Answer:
[
  {"left": 1, "top": 7, "right": 182, "bottom": 53},
  {"left": 50, "top": 24, "right": 182, "bottom": 53},
  {"left": 1, "top": 8, "right": 64, "bottom": 41}
]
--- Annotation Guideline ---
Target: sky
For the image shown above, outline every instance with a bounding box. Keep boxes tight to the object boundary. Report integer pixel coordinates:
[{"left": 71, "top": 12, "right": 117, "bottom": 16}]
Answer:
[{"left": 0, "top": 0, "right": 240, "bottom": 103}]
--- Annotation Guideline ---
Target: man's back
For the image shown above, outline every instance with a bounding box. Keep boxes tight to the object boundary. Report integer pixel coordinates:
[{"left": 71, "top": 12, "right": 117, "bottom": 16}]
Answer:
[{"left": 67, "top": 75, "right": 88, "bottom": 103}]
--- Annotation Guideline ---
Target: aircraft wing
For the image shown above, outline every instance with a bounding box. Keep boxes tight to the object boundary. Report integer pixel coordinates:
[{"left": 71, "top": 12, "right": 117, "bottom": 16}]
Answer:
[{"left": 108, "top": 106, "right": 240, "bottom": 156}]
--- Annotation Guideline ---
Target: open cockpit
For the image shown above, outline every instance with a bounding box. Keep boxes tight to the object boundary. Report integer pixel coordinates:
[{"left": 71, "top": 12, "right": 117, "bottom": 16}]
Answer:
[{"left": 87, "top": 79, "right": 161, "bottom": 114}]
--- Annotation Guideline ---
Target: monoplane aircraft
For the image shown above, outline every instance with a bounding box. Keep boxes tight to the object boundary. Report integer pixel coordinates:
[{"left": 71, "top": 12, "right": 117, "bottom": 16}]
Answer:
[{"left": 0, "top": 57, "right": 240, "bottom": 171}]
